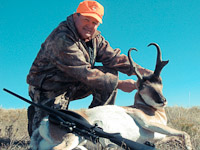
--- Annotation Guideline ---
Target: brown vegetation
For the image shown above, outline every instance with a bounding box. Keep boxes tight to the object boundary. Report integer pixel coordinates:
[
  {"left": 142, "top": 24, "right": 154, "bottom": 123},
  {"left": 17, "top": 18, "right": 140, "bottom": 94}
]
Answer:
[
  {"left": 0, "top": 108, "right": 29, "bottom": 150},
  {"left": 0, "top": 106, "right": 199, "bottom": 150}
]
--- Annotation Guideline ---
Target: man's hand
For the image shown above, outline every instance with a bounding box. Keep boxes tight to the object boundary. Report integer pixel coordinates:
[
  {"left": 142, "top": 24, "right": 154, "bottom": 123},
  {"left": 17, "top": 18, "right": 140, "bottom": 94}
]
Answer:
[{"left": 117, "top": 79, "right": 137, "bottom": 93}]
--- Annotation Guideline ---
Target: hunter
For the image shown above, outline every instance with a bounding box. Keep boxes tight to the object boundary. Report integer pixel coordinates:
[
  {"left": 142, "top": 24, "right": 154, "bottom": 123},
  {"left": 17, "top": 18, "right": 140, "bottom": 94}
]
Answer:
[{"left": 26, "top": 0, "right": 151, "bottom": 137}]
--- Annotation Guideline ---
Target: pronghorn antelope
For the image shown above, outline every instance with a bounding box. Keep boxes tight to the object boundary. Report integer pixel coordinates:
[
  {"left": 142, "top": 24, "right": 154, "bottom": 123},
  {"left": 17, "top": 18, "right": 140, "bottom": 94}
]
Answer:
[{"left": 30, "top": 43, "right": 192, "bottom": 150}]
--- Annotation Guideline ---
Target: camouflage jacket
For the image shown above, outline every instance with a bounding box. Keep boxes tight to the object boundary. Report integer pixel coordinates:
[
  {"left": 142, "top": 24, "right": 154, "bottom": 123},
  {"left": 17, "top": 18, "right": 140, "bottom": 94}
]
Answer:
[{"left": 27, "top": 15, "right": 134, "bottom": 93}]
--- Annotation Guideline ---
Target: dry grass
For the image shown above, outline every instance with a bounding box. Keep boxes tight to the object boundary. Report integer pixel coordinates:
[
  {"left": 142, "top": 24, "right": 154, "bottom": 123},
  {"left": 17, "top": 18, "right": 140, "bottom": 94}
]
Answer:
[
  {"left": 157, "top": 106, "right": 200, "bottom": 150},
  {"left": 0, "top": 108, "right": 29, "bottom": 150},
  {"left": 0, "top": 106, "right": 199, "bottom": 150}
]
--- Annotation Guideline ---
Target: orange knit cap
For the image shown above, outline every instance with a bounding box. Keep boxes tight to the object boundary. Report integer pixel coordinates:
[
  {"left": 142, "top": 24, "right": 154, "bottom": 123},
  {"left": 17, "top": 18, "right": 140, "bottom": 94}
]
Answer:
[{"left": 76, "top": 1, "right": 104, "bottom": 23}]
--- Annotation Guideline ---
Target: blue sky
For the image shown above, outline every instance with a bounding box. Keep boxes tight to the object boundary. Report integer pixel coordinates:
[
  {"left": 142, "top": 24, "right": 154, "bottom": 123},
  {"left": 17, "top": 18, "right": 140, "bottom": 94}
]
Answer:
[{"left": 0, "top": 0, "right": 199, "bottom": 109}]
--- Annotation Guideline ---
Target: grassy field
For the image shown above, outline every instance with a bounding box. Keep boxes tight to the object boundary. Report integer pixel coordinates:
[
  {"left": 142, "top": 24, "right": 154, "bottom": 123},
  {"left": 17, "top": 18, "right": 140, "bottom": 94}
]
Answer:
[{"left": 0, "top": 106, "right": 199, "bottom": 150}]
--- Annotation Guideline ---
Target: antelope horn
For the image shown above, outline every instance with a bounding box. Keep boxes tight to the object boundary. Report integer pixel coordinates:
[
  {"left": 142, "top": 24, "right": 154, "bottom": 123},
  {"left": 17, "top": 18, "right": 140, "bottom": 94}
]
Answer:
[
  {"left": 128, "top": 48, "right": 143, "bottom": 80},
  {"left": 148, "top": 43, "right": 169, "bottom": 77}
]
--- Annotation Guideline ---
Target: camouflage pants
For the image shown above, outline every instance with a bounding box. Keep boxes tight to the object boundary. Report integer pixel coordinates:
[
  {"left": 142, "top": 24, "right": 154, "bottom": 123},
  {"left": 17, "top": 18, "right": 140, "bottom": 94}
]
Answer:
[{"left": 27, "top": 66, "right": 118, "bottom": 137}]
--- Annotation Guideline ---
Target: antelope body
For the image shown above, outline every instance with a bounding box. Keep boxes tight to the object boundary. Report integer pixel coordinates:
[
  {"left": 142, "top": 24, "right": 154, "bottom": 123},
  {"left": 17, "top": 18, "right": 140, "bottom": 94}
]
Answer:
[{"left": 30, "top": 43, "right": 192, "bottom": 150}]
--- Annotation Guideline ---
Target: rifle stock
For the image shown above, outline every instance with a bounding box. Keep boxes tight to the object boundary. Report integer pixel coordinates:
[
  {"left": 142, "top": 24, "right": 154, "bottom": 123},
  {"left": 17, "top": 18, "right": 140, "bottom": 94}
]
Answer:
[{"left": 3, "top": 88, "right": 158, "bottom": 150}]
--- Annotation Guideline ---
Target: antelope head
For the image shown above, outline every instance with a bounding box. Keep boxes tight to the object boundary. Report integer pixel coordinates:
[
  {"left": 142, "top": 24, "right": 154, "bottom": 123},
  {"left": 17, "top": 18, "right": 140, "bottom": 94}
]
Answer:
[{"left": 128, "top": 43, "right": 169, "bottom": 109}]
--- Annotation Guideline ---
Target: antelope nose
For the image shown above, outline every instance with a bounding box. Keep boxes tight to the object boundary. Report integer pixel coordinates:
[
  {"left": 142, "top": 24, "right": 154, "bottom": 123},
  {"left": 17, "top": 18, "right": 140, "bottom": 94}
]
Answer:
[
  {"left": 162, "top": 98, "right": 167, "bottom": 106},
  {"left": 162, "top": 97, "right": 167, "bottom": 103},
  {"left": 160, "top": 96, "right": 166, "bottom": 103},
  {"left": 163, "top": 97, "right": 166, "bottom": 102}
]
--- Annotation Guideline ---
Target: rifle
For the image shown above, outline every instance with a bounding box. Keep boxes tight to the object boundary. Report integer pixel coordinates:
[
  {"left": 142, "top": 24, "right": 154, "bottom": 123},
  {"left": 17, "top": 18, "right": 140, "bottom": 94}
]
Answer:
[{"left": 3, "top": 88, "right": 158, "bottom": 150}]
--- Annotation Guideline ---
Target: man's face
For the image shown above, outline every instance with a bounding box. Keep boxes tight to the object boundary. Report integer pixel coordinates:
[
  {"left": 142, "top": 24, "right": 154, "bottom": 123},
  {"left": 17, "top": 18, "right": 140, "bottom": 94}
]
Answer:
[{"left": 74, "top": 14, "right": 100, "bottom": 41}]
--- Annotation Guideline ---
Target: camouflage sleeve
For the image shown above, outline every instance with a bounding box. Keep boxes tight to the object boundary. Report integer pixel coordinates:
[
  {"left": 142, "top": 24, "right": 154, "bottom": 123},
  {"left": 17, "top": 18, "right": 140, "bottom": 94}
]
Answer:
[
  {"left": 48, "top": 35, "right": 118, "bottom": 93},
  {"left": 96, "top": 35, "right": 134, "bottom": 76}
]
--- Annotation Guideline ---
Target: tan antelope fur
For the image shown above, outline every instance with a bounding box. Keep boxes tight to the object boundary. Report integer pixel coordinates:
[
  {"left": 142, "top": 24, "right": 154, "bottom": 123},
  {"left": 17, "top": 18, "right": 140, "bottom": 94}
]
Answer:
[{"left": 30, "top": 43, "right": 192, "bottom": 150}]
